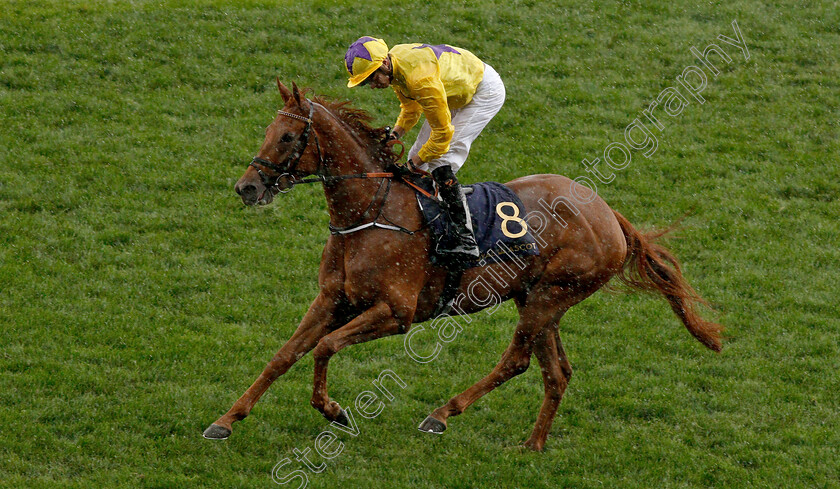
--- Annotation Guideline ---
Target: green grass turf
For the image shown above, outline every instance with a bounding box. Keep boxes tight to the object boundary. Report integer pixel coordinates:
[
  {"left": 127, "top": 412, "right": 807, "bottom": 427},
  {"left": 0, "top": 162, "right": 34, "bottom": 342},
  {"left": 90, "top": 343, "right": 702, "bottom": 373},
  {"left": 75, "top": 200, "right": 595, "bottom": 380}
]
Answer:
[{"left": 1, "top": 0, "right": 838, "bottom": 487}]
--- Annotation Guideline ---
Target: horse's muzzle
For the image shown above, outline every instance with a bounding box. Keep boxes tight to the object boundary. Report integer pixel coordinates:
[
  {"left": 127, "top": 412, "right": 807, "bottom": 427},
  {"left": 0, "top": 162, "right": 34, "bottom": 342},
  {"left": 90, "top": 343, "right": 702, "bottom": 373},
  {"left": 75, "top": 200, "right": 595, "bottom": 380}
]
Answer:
[
  {"left": 235, "top": 181, "right": 259, "bottom": 205},
  {"left": 235, "top": 180, "right": 277, "bottom": 206}
]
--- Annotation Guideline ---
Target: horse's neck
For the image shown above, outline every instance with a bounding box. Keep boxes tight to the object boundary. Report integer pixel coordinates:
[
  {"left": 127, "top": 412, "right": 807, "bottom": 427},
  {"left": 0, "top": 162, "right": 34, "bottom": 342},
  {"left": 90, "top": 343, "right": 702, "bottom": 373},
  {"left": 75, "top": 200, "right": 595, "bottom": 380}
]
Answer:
[{"left": 320, "top": 127, "right": 387, "bottom": 228}]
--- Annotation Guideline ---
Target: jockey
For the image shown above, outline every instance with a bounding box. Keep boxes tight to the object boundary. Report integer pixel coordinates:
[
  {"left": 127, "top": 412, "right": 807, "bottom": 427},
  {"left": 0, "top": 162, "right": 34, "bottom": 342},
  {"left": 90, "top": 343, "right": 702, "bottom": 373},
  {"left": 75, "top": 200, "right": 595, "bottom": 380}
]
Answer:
[{"left": 344, "top": 36, "right": 506, "bottom": 260}]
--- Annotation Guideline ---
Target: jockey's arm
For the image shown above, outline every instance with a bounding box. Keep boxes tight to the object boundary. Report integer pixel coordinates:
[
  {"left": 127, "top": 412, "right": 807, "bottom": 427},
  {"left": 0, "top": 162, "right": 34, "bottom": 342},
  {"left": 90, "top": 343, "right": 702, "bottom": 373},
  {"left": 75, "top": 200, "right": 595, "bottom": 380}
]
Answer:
[
  {"left": 392, "top": 73, "right": 454, "bottom": 166},
  {"left": 393, "top": 88, "right": 421, "bottom": 137},
  {"left": 412, "top": 76, "right": 454, "bottom": 164}
]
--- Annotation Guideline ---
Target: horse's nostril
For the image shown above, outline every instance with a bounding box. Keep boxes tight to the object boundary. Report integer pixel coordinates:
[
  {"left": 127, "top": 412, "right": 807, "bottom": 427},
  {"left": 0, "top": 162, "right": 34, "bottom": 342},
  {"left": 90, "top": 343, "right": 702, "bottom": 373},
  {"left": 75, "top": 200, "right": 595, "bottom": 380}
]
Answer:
[
  {"left": 235, "top": 183, "right": 257, "bottom": 196},
  {"left": 237, "top": 184, "right": 258, "bottom": 201}
]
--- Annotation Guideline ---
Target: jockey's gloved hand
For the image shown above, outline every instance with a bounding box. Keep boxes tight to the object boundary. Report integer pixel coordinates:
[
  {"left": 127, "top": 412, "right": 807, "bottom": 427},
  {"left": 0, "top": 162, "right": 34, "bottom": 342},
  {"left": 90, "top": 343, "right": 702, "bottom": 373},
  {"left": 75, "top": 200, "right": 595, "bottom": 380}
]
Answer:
[{"left": 383, "top": 126, "right": 400, "bottom": 143}]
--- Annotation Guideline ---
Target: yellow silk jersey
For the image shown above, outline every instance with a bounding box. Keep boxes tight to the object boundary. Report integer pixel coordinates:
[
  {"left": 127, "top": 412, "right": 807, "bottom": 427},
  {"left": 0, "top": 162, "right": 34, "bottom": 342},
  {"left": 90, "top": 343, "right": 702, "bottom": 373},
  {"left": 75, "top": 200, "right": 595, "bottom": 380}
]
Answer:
[{"left": 389, "top": 43, "right": 485, "bottom": 162}]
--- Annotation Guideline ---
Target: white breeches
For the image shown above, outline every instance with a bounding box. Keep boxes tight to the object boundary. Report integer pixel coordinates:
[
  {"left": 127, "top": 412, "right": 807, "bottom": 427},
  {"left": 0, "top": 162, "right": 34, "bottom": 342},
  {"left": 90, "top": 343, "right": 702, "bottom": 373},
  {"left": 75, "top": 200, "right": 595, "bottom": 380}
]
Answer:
[{"left": 409, "top": 63, "right": 506, "bottom": 174}]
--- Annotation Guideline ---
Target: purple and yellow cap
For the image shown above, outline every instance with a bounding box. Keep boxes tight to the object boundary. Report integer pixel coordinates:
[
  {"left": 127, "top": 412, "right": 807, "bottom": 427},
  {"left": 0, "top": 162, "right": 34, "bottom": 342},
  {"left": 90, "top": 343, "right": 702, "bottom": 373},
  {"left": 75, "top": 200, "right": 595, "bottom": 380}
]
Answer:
[{"left": 345, "top": 36, "right": 388, "bottom": 87}]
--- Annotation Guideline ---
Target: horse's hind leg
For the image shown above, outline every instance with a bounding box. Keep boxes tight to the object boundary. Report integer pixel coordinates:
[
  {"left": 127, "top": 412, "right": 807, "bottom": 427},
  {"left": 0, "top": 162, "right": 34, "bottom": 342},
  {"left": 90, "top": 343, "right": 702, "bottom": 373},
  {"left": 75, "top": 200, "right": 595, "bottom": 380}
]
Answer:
[
  {"left": 523, "top": 323, "right": 573, "bottom": 451},
  {"left": 418, "top": 288, "right": 563, "bottom": 435}
]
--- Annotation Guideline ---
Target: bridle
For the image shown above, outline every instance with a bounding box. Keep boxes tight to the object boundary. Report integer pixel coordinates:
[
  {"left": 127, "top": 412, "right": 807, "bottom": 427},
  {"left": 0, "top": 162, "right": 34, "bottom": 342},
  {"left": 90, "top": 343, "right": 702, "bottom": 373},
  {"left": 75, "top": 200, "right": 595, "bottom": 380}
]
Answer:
[
  {"left": 248, "top": 101, "right": 405, "bottom": 195},
  {"left": 245, "top": 99, "right": 435, "bottom": 236},
  {"left": 249, "top": 102, "right": 323, "bottom": 192}
]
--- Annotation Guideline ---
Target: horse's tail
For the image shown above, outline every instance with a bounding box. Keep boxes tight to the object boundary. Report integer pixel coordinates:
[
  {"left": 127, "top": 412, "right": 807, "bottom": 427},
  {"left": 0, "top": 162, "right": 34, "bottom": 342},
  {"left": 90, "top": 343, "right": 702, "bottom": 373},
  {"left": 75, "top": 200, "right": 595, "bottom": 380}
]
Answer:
[{"left": 612, "top": 210, "right": 723, "bottom": 352}]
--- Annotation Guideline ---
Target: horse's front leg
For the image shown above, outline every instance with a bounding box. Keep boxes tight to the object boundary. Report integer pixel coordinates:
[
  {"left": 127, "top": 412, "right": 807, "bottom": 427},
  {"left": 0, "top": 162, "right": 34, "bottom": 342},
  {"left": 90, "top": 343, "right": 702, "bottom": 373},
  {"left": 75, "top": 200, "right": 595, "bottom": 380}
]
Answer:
[
  {"left": 309, "top": 301, "right": 406, "bottom": 422},
  {"left": 203, "top": 294, "right": 337, "bottom": 439}
]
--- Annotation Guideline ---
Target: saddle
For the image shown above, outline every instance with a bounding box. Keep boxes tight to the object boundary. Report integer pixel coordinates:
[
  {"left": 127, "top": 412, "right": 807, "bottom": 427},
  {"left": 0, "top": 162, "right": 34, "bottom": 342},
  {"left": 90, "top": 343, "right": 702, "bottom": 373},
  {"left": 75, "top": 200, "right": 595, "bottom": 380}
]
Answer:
[
  {"left": 400, "top": 172, "right": 540, "bottom": 316},
  {"left": 401, "top": 172, "right": 539, "bottom": 266}
]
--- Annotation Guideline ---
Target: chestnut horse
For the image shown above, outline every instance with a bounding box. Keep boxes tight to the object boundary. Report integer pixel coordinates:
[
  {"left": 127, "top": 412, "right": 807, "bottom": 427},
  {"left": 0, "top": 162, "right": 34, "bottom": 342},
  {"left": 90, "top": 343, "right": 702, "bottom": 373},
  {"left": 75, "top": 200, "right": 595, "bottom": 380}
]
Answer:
[{"left": 204, "top": 81, "right": 722, "bottom": 451}]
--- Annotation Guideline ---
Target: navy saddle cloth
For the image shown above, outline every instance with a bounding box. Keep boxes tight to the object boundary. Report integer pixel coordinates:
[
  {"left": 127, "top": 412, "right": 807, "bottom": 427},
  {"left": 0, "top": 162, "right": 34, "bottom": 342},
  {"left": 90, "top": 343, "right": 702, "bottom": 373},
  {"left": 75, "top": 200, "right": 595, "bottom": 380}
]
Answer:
[{"left": 407, "top": 174, "right": 540, "bottom": 268}]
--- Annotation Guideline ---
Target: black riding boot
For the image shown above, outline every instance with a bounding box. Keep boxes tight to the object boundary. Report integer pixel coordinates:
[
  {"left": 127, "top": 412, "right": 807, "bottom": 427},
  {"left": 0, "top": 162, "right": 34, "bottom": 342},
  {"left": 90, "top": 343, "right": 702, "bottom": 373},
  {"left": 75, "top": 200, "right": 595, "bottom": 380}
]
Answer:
[{"left": 432, "top": 166, "right": 480, "bottom": 259}]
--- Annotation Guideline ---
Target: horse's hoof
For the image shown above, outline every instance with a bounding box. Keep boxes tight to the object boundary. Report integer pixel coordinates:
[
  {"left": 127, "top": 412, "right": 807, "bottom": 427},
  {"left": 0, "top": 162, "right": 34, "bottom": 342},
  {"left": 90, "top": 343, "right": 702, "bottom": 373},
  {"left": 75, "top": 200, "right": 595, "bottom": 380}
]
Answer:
[
  {"left": 203, "top": 423, "right": 232, "bottom": 440},
  {"left": 333, "top": 408, "right": 350, "bottom": 427},
  {"left": 418, "top": 416, "right": 446, "bottom": 434},
  {"left": 522, "top": 440, "right": 545, "bottom": 452}
]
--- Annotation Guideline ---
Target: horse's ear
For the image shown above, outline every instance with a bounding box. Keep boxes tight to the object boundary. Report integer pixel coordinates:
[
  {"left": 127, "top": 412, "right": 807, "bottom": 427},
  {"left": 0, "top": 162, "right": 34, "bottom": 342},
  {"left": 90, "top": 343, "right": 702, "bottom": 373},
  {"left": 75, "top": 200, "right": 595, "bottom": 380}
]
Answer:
[
  {"left": 277, "top": 78, "right": 293, "bottom": 104},
  {"left": 292, "top": 82, "right": 303, "bottom": 106}
]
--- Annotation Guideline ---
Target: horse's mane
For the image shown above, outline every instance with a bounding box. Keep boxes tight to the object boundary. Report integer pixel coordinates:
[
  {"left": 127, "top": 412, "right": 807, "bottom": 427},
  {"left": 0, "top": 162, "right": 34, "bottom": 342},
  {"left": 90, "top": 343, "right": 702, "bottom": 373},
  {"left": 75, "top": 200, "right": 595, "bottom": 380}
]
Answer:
[{"left": 312, "top": 95, "right": 398, "bottom": 165}]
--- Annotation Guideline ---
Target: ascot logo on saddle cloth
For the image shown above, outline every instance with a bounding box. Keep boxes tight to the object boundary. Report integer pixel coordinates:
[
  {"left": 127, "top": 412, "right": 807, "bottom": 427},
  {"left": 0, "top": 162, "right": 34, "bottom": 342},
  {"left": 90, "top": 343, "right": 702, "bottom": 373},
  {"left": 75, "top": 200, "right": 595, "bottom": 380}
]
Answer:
[{"left": 414, "top": 179, "right": 540, "bottom": 267}]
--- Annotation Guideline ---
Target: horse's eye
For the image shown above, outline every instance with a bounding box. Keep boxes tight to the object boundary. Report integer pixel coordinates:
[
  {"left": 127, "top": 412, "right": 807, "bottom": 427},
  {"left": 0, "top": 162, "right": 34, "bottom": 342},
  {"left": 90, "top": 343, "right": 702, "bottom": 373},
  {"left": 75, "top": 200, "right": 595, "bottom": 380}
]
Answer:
[{"left": 280, "top": 133, "right": 294, "bottom": 143}]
